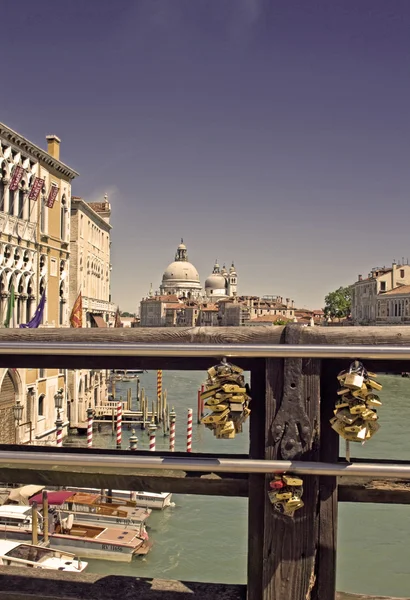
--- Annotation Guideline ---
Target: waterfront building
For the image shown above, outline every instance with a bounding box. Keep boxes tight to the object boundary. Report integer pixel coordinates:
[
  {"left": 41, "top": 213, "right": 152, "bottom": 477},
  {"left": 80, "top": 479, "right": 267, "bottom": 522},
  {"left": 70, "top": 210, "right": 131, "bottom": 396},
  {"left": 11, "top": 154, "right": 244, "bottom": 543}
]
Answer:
[
  {"left": 351, "top": 262, "right": 410, "bottom": 325},
  {"left": 0, "top": 123, "right": 77, "bottom": 444},
  {"left": 67, "top": 195, "right": 117, "bottom": 430}
]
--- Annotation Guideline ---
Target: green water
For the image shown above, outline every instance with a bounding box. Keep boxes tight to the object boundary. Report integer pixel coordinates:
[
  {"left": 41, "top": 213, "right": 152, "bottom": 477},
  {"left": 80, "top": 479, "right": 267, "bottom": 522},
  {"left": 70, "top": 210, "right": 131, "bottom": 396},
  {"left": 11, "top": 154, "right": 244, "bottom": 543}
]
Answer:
[{"left": 66, "top": 371, "right": 410, "bottom": 596}]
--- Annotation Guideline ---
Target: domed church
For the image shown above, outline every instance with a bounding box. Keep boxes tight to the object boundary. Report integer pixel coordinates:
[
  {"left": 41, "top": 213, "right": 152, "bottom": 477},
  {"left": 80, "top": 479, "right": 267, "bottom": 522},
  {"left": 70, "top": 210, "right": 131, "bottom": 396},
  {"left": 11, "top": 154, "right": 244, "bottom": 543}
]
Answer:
[
  {"left": 205, "top": 260, "right": 238, "bottom": 300},
  {"left": 160, "top": 240, "right": 202, "bottom": 299}
]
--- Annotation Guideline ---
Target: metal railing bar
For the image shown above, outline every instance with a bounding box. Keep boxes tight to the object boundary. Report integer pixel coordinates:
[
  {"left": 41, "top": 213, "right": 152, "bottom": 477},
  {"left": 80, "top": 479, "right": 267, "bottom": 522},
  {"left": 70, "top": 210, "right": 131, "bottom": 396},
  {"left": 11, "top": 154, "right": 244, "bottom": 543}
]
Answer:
[
  {"left": 2, "top": 450, "right": 410, "bottom": 479},
  {"left": 0, "top": 342, "right": 409, "bottom": 359}
]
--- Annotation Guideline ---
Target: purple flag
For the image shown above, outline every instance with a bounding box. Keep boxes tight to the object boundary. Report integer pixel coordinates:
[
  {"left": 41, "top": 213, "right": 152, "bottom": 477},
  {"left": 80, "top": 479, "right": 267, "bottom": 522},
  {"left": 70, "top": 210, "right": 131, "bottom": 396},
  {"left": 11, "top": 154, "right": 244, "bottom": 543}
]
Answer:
[{"left": 19, "top": 291, "right": 46, "bottom": 329}]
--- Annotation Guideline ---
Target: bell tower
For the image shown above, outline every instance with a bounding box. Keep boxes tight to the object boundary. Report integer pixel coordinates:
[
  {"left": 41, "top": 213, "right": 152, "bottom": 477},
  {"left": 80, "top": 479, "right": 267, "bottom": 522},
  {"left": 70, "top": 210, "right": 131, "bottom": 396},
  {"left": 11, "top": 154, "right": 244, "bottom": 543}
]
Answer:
[{"left": 228, "top": 262, "right": 238, "bottom": 297}]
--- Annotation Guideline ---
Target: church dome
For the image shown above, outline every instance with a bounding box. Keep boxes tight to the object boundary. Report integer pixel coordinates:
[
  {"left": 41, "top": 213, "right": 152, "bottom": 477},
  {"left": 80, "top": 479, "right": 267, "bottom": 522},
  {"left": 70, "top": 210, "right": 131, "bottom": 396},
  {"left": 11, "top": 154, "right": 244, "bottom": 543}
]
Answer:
[
  {"left": 205, "top": 273, "right": 226, "bottom": 290},
  {"left": 163, "top": 261, "right": 200, "bottom": 282}
]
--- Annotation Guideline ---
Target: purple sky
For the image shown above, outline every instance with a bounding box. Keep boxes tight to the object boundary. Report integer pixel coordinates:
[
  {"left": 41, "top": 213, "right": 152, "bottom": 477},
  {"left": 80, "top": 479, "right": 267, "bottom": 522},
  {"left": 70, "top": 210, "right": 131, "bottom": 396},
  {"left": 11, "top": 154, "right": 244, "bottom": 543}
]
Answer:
[{"left": 2, "top": 0, "right": 410, "bottom": 311}]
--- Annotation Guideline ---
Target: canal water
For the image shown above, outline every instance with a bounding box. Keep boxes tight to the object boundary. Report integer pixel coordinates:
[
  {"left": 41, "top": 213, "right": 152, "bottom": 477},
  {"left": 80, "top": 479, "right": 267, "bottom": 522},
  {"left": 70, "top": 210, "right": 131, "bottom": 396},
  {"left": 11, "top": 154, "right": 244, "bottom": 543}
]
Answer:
[{"left": 66, "top": 371, "right": 410, "bottom": 597}]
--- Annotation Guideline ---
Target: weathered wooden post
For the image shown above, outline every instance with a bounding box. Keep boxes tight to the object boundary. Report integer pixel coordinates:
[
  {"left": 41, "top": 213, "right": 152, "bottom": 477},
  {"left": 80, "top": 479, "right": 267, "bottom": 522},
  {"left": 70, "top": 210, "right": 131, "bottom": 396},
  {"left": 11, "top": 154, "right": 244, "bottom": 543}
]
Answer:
[
  {"left": 42, "top": 490, "right": 49, "bottom": 544},
  {"left": 197, "top": 388, "right": 201, "bottom": 424},
  {"left": 136, "top": 377, "right": 140, "bottom": 403},
  {"left": 31, "top": 501, "right": 38, "bottom": 545},
  {"left": 247, "top": 325, "right": 324, "bottom": 600}
]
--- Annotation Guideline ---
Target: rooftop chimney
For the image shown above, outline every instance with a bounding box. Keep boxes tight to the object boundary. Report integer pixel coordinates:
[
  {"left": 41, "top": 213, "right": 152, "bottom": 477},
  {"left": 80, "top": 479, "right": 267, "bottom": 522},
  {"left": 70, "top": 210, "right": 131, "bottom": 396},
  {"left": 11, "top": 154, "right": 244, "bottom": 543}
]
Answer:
[
  {"left": 358, "top": 274, "right": 362, "bottom": 281},
  {"left": 46, "top": 135, "right": 61, "bottom": 160}
]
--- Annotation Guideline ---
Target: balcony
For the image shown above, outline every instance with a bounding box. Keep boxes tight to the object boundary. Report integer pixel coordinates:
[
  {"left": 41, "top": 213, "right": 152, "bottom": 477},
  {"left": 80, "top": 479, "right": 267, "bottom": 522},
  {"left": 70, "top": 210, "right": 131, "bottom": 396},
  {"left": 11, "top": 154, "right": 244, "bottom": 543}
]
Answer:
[
  {"left": 0, "top": 212, "right": 36, "bottom": 243},
  {"left": 82, "top": 296, "right": 117, "bottom": 314}
]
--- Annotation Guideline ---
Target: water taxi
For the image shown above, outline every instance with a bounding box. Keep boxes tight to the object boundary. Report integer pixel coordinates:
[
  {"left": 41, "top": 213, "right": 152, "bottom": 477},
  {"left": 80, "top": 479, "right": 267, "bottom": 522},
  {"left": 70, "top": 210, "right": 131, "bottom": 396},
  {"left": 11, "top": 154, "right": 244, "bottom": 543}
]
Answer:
[
  {"left": 0, "top": 540, "right": 87, "bottom": 572},
  {"left": 27, "top": 490, "right": 151, "bottom": 533},
  {"left": 0, "top": 505, "right": 151, "bottom": 562},
  {"left": 67, "top": 488, "right": 173, "bottom": 510}
]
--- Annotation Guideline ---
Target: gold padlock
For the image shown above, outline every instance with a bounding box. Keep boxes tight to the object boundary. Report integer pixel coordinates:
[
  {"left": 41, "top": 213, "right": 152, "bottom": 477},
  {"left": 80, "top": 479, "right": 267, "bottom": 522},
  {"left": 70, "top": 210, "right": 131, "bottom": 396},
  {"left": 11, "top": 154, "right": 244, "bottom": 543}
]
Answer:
[{"left": 344, "top": 372, "right": 364, "bottom": 389}]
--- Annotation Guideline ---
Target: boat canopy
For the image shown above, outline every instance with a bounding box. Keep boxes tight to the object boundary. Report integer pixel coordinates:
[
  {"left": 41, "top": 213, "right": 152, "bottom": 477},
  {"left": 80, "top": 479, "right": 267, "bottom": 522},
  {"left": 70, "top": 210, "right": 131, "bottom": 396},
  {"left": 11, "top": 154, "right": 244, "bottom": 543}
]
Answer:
[
  {"left": 8, "top": 485, "right": 45, "bottom": 505},
  {"left": 29, "top": 491, "right": 74, "bottom": 505}
]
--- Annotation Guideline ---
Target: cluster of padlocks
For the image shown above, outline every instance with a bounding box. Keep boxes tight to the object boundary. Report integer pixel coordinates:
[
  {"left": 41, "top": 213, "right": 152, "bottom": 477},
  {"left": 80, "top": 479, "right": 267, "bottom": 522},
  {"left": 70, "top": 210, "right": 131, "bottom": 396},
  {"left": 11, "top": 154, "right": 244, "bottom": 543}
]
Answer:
[
  {"left": 268, "top": 475, "right": 304, "bottom": 517},
  {"left": 201, "top": 360, "right": 251, "bottom": 438},
  {"left": 330, "top": 360, "right": 382, "bottom": 443}
]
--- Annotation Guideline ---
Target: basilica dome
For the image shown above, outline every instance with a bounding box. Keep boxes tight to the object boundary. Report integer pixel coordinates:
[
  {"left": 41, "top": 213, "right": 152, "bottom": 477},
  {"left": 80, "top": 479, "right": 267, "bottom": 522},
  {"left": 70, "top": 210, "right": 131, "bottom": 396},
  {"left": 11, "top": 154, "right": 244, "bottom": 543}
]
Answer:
[
  {"left": 163, "top": 261, "right": 200, "bottom": 282},
  {"left": 160, "top": 240, "right": 202, "bottom": 298}
]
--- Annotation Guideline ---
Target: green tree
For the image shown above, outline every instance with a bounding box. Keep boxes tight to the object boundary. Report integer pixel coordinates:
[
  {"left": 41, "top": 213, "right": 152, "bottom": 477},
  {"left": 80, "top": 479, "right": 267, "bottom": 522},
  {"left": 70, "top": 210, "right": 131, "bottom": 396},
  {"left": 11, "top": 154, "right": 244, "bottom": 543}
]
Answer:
[
  {"left": 323, "top": 286, "right": 351, "bottom": 320},
  {"left": 120, "top": 311, "right": 133, "bottom": 317}
]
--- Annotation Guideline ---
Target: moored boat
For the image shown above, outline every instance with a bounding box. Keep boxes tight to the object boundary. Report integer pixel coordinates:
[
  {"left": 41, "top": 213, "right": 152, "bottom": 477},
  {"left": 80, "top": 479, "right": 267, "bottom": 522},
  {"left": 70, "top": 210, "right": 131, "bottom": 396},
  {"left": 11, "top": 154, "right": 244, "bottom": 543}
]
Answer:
[
  {"left": 0, "top": 505, "right": 151, "bottom": 562},
  {"left": 66, "top": 488, "right": 173, "bottom": 510},
  {"left": 0, "top": 540, "right": 87, "bottom": 572},
  {"left": 27, "top": 490, "right": 151, "bottom": 533}
]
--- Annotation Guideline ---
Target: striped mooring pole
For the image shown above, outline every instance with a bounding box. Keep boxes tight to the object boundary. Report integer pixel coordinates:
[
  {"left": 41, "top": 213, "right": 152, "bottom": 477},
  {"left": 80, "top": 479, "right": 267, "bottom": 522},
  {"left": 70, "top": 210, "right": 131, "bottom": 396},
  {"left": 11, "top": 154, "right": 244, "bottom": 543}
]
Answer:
[
  {"left": 87, "top": 405, "right": 94, "bottom": 448},
  {"left": 149, "top": 423, "right": 157, "bottom": 452},
  {"left": 157, "top": 369, "right": 163, "bottom": 400},
  {"left": 187, "top": 408, "right": 193, "bottom": 453},
  {"left": 169, "top": 409, "right": 176, "bottom": 452},
  {"left": 56, "top": 415, "right": 63, "bottom": 448},
  {"left": 116, "top": 401, "right": 122, "bottom": 448}
]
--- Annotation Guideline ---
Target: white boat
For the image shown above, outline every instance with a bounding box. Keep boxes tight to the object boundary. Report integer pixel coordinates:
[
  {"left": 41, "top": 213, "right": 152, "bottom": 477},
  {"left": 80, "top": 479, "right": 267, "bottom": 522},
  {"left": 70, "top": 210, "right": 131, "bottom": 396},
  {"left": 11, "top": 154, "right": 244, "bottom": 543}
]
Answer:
[
  {"left": 0, "top": 505, "right": 151, "bottom": 562},
  {"left": 27, "top": 490, "right": 151, "bottom": 533},
  {"left": 66, "top": 487, "right": 173, "bottom": 510},
  {"left": 0, "top": 539, "right": 87, "bottom": 572}
]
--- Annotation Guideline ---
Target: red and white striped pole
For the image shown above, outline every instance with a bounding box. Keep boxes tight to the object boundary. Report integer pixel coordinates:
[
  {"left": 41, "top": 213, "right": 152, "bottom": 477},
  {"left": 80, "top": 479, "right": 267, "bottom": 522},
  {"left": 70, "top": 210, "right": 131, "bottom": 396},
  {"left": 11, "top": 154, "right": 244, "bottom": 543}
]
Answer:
[
  {"left": 116, "top": 401, "right": 122, "bottom": 449},
  {"left": 56, "top": 413, "right": 63, "bottom": 448},
  {"left": 149, "top": 423, "right": 157, "bottom": 451},
  {"left": 187, "top": 408, "right": 193, "bottom": 452},
  {"left": 169, "top": 409, "right": 176, "bottom": 452},
  {"left": 87, "top": 406, "right": 93, "bottom": 448}
]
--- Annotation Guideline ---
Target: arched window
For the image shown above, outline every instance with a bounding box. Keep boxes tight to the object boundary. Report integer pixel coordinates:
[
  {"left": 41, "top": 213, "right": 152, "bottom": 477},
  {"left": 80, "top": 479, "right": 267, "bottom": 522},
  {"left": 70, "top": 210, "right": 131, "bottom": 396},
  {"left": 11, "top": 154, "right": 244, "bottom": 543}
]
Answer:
[
  {"left": 9, "top": 189, "right": 15, "bottom": 216},
  {"left": 38, "top": 394, "right": 45, "bottom": 417},
  {"left": 59, "top": 280, "right": 65, "bottom": 325},
  {"left": 18, "top": 189, "right": 24, "bottom": 217}
]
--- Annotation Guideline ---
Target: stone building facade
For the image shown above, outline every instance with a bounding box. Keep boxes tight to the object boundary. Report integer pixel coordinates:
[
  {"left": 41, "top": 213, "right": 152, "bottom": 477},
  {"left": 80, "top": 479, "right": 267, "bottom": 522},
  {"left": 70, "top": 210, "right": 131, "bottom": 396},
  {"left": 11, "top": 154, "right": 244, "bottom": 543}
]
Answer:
[
  {"left": 0, "top": 122, "right": 77, "bottom": 444},
  {"left": 351, "top": 262, "right": 410, "bottom": 325}
]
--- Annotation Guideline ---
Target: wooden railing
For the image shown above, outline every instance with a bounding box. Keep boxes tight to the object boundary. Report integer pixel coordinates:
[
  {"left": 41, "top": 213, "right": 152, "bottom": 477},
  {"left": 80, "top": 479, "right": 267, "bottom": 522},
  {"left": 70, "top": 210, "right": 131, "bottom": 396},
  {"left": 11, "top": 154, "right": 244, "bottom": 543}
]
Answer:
[{"left": 0, "top": 325, "right": 409, "bottom": 600}]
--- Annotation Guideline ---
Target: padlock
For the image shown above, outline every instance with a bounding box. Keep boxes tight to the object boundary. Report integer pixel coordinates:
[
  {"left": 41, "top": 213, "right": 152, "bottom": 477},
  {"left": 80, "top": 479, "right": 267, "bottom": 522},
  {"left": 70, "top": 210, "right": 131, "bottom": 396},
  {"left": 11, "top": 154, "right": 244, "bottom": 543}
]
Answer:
[
  {"left": 366, "top": 379, "right": 383, "bottom": 391},
  {"left": 200, "top": 385, "right": 222, "bottom": 400},
  {"left": 282, "top": 475, "right": 303, "bottom": 487},
  {"left": 273, "top": 491, "right": 292, "bottom": 501},
  {"left": 334, "top": 408, "right": 358, "bottom": 425},
  {"left": 222, "top": 384, "right": 246, "bottom": 394},
  {"left": 344, "top": 372, "right": 364, "bottom": 390},
  {"left": 270, "top": 479, "right": 285, "bottom": 490},
  {"left": 366, "top": 394, "right": 382, "bottom": 407},
  {"left": 202, "top": 408, "right": 229, "bottom": 424},
  {"left": 209, "top": 403, "right": 230, "bottom": 412}
]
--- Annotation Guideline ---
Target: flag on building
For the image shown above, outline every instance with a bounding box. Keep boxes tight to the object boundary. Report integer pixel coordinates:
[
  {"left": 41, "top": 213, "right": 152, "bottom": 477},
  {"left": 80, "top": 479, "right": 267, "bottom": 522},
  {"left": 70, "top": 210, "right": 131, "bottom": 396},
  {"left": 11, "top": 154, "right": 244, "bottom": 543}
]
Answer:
[
  {"left": 70, "top": 291, "right": 82, "bottom": 328},
  {"left": 9, "top": 166, "right": 24, "bottom": 192},
  {"left": 46, "top": 184, "right": 59, "bottom": 208},
  {"left": 28, "top": 177, "right": 44, "bottom": 202},
  {"left": 19, "top": 290, "right": 46, "bottom": 329},
  {"left": 3, "top": 285, "right": 15, "bottom": 328},
  {"left": 114, "top": 306, "right": 122, "bottom": 328}
]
